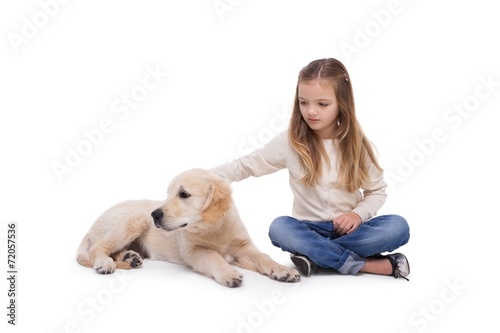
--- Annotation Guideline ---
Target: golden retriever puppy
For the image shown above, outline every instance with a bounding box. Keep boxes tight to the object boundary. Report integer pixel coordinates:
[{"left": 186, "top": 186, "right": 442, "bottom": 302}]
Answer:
[{"left": 77, "top": 168, "right": 300, "bottom": 287}]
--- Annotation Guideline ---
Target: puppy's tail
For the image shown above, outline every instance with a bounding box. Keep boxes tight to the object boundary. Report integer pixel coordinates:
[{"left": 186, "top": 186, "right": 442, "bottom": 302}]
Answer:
[{"left": 76, "top": 234, "right": 92, "bottom": 268}]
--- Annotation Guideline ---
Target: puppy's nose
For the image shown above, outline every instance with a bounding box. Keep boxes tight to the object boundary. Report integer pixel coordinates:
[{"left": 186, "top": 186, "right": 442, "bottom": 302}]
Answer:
[{"left": 151, "top": 209, "right": 164, "bottom": 227}]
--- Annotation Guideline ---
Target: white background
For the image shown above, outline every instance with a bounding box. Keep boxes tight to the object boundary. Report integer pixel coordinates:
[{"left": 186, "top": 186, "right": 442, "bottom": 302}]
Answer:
[{"left": 1, "top": 0, "right": 499, "bottom": 332}]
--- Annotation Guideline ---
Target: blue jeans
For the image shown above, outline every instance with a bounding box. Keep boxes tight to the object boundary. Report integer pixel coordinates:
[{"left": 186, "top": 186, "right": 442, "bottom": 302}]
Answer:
[{"left": 268, "top": 215, "right": 410, "bottom": 275}]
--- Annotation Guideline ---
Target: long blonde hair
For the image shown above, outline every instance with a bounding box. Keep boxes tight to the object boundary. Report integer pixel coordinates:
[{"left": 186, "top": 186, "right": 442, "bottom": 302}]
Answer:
[{"left": 288, "top": 58, "right": 382, "bottom": 192}]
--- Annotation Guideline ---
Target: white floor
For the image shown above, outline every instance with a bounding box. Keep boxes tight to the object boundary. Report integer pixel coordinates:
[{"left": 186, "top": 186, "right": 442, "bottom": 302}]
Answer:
[
  {"left": 2, "top": 1, "right": 499, "bottom": 332},
  {"left": 13, "top": 241, "right": 493, "bottom": 333}
]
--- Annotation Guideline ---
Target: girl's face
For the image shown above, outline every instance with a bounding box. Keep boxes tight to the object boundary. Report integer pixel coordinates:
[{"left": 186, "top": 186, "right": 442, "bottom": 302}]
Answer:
[{"left": 298, "top": 80, "right": 339, "bottom": 139}]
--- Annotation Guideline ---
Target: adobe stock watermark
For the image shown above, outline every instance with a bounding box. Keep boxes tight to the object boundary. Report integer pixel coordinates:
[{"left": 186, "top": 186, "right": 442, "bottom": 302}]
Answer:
[
  {"left": 7, "top": 0, "right": 72, "bottom": 54},
  {"left": 51, "top": 64, "right": 168, "bottom": 182},
  {"left": 212, "top": 0, "right": 245, "bottom": 21},
  {"left": 237, "top": 106, "right": 290, "bottom": 155},
  {"left": 386, "top": 74, "right": 499, "bottom": 192},
  {"left": 235, "top": 284, "right": 300, "bottom": 333},
  {"left": 397, "top": 277, "right": 466, "bottom": 333},
  {"left": 53, "top": 270, "right": 135, "bottom": 333},
  {"left": 339, "top": 0, "right": 416, "bottom": 63}
]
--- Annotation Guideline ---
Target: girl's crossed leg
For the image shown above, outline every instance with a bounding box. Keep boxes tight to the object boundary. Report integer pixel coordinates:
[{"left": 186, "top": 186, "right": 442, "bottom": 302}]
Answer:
[{"left": 268, "top": 214, "right": 410, "bottom": 276}]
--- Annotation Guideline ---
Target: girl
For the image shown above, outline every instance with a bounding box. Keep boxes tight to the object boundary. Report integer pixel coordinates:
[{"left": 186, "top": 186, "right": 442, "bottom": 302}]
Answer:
[{"left": 211, "top": 58, "right": 410, "bottom": 280}]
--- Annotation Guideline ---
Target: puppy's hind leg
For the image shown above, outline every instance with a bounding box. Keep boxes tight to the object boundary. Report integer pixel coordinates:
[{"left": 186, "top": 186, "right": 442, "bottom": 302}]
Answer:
[
  {"left": 77, "top": 234, "right": 122, "bottom": 274},
  {"left": 88, "top": 227, "right": 148, "bottom": 274},
  {"left": 90, "top": 244, "right": 145, "bottom": 273},
  {"left": 81, "top": 201, "right": 154, "bottom": 274},
  {"left": 89, "top": 245, "right": 118, "bottom": 274}
]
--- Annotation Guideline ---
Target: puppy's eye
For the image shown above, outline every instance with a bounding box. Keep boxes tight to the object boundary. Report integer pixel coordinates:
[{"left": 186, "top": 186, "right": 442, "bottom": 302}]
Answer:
[{"left": 179, "top": 190, "right": 191, "bottom": 199}]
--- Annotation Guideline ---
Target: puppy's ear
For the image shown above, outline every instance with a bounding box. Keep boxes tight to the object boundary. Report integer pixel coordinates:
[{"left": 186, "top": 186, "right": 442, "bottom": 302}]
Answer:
[{"left": 201, "top": 178, "right": 232, "bottom": 223}]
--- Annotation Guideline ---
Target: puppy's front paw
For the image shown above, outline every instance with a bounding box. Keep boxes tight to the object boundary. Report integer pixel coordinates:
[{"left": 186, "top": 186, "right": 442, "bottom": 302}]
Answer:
[
  {"left": 217, "top": 270, "right": 243, "bottom": 288},
  {"left": 270, "top": 266, "right": 301, "bottom": 282},
  {"left": 94, "top": 257, "right": 116, "bottom": 274}
]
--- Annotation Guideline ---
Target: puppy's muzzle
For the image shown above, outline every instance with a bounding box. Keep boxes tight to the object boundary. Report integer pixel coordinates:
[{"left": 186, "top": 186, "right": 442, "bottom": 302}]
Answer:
[{"left": 151, "top": 209, "right": 164, "bottom": 228}]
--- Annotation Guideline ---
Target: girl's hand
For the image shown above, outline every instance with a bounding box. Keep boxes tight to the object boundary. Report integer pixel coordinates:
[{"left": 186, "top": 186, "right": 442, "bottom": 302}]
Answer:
[{"left": 333, "top": 212, "right": 362, "bottom": 235}]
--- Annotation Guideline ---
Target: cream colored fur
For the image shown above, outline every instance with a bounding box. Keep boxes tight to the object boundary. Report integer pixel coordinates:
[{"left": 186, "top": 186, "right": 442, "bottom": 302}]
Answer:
[{"left": 76, "top": 168, "right": 300, "bottom": 287}]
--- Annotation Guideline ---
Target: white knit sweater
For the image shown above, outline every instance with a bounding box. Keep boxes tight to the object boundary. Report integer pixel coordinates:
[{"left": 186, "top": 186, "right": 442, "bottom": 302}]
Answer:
[{"left": 211, "top": 131, "right": 387, "bottom": 222}]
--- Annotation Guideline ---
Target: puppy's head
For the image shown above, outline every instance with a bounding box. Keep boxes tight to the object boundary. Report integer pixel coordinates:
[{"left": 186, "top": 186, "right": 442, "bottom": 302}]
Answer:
[{"left": 151, "top": 168, "right": 232, "bottom": 231}]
